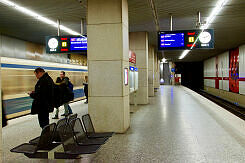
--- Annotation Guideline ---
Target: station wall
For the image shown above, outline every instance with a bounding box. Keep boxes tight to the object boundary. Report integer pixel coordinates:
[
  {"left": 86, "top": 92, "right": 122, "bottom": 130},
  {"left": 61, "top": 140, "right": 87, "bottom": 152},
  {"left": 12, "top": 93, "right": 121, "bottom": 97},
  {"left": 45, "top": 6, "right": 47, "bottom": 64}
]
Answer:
[
  {"left": 0, "top": 35, "right": 88, "bottom": 119},
  {"left": 0, "top": 34, "right": 87, "bottom": 66},
  {"left": 204, "top": 44, "right": 245, "bottom": 107}
]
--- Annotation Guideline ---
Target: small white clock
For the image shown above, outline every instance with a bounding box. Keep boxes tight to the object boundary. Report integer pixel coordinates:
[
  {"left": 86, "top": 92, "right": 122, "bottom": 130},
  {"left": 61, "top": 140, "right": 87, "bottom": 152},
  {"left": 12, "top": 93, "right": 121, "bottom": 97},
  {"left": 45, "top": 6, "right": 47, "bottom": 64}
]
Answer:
[
  {"left": 199, "top": 31, "right": 211, "bottom": 44},
  {"left": 48, "top": 38, "right": 58, "bottom": 49}
]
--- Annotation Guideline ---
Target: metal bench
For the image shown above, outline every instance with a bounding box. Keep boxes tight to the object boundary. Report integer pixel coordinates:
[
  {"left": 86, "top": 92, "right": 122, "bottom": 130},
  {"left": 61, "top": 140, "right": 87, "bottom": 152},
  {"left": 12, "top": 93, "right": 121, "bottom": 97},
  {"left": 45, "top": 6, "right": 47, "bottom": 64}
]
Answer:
[
  {"left": 29, "top": 117, "right": 68, "bottom": 144},
  {"left": 69, "top": 118, "right": 108, "bottom": 146},
  {"left": 67, "top": 113, "right": 78, "bottom": 129},
  {"left": 82, "top": 114, "right": 114, "bottom": 138},
  {"left": 68, "top": 113, "right": 78, "bottom": 122},
  {"left": 54, "top": 122, "right": 101, "bottom": 159},
  {"left": 10, "top": 123, "right": 59, "bottom": 158}
]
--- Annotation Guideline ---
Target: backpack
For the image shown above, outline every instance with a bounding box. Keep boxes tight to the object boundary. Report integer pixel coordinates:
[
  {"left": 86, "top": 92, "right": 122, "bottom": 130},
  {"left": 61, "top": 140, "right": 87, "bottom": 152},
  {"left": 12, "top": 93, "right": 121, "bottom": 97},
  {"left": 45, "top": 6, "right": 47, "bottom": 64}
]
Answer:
[{"left": 68, "top": 81, "right": 74, "bottom": 92}]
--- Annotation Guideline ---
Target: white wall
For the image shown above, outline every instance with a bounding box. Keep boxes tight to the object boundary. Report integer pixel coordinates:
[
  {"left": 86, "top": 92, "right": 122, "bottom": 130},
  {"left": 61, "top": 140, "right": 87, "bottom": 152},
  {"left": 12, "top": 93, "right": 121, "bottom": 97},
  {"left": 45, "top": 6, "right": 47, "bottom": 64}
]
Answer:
[
  {"left": 204, "top": 57, "right": 215, "bottom": 88},
  {"left": 204, "top": 44, "right": 245, "bottom": 95},
  {"left": 0, "top": 35, "right": 69, "bottom": 64},
  {"left": 239, "top": 45, "right": 245, "bottom": 94},
  {"left": 218, "top": 52, "right": 229, "bottom": 91}
]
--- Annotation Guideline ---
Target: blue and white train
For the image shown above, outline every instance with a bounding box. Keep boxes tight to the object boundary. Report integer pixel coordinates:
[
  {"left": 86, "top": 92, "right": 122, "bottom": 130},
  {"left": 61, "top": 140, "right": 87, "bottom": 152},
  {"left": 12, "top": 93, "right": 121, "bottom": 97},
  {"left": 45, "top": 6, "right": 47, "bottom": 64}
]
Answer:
[{"left": 1, "top": 57, "right": 88, "bottom": 119}]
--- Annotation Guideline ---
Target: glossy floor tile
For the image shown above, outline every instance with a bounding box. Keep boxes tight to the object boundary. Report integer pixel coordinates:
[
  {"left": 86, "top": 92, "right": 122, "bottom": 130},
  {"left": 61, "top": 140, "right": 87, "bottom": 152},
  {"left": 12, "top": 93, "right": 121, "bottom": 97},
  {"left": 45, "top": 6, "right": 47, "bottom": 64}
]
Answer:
[{"left": 3, "top": 85, "right": 245, "bottom": 162}]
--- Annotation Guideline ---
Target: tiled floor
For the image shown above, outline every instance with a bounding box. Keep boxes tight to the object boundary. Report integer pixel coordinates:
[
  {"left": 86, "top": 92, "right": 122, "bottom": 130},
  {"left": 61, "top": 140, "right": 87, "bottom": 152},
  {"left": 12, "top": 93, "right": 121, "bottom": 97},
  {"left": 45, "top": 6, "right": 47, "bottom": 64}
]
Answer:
[{"left": 3, "top": 85, "right": 245, "bottom": 162}]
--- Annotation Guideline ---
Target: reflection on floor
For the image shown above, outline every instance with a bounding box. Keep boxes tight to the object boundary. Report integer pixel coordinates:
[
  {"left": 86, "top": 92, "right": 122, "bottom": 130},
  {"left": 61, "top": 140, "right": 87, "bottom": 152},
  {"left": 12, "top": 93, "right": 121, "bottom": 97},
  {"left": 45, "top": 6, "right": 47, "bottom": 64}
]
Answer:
[{"left": 3, "top": 86, "right": 245, "bottom": 162}]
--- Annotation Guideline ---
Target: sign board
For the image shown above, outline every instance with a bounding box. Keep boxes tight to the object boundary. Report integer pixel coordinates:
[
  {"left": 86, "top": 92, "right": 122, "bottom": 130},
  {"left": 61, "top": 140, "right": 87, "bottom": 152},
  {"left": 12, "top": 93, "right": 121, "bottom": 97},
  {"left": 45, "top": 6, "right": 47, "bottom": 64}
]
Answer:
[
  {"left": 46, "top": 36, "right": 87, "bottom": 54},
  {"left": 124, "top": 68, "right": 128, "bottom": 85},
  {"left": 129, "top": 66, "right": 134, "bottom": 71},
  {"left": 129, "top": 50, "right": 136, "bottom": 63},
  {"left": 158, "top": 29, "right": 214, "bottom": 50}
]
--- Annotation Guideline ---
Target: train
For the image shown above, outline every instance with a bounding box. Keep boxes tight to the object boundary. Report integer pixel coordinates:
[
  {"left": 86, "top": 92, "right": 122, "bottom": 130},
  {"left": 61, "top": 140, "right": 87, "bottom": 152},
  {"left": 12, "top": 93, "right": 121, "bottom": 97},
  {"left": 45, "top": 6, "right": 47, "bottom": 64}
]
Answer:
[{"left": 1, "top": 57, "right": 88, "bottom": 119}]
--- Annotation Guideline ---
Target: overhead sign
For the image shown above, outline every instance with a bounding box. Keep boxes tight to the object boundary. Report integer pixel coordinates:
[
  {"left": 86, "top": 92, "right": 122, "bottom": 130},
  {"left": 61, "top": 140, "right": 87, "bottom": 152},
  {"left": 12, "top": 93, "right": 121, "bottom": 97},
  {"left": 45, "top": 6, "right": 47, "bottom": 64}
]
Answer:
[
  {"left": 46, "top": 36, "right": 87, "bottom": 54},
  {"left": 129, "top": 50, "right": 136, "bottom": 64},
  {"left": 158, "top": 29, "right": 214, "bottom": 50}
]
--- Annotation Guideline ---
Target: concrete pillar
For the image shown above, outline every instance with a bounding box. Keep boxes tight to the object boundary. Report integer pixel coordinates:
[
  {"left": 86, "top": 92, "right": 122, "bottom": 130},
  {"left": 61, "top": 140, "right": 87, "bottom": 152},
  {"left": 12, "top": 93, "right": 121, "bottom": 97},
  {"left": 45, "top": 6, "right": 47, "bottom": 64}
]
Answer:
[
  {"left": 157, "top": 58, "right": 160, "bottom": 88},
  {"left": 87, "top": 0, "right": 130, "bottom": 133},
  {"left": 129, "top": 32, "right": 148, "bottom": 104},
  {"left": 154, "top": 53, "right": 160, "bottom": 90},
  {"left": 148, "top": 45, "right": 154, "bottom": 97},
  {"left": 0, "top": 34, "right": 2, "bottom": 163}
]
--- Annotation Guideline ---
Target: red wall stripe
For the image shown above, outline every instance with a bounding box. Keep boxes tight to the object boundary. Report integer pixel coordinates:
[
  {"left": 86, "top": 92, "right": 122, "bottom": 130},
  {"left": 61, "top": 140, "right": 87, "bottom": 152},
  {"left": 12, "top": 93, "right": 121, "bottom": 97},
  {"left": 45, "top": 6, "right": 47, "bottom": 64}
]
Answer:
[{"left": 204, "top": 77, "right": 245, "bottom": 81}]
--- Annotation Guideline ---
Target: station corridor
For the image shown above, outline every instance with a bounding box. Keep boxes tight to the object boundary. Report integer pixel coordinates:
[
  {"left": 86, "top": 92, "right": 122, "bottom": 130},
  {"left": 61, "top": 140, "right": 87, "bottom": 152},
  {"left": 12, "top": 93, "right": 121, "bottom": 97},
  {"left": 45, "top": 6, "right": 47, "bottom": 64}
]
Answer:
[{"left": 3, "top": 85, "right": 245, "bottom": 162}]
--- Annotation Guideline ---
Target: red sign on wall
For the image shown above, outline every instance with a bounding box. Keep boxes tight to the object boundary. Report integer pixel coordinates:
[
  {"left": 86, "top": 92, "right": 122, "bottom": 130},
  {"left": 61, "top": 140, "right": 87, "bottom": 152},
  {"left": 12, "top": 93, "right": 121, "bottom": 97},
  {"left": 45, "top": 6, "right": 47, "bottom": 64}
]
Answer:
[
  {"left": 129, "top": 50, "right": 136, "bottom": 64},
  {"left": 229, "top": 47, "right": 239, "bottom": 93},
  {"left": 215, "top": 56, "right": 219, "bottom": 89}
]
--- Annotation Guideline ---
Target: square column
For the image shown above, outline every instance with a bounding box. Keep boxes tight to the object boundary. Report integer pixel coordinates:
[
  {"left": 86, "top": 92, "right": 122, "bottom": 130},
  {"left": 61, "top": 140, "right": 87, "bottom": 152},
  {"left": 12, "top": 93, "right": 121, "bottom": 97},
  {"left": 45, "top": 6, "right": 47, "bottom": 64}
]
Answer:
[
  {"left": 157, "top": 58, "right": 160, "bottom": 88},
  {"left": 129, "top": 32, "right": 149, "bottom": 104},
  {"left": 87, "top": 0, "right": 130, "bottom": 133},
  {"left": 154, "top": 53, "right": 160, "bottom": 90},
  {"left": 148, "top": 45, "right": 154, "bottom": 97},
  {"left": 0, "top": 34, "right": 2, "bottom": 162}
]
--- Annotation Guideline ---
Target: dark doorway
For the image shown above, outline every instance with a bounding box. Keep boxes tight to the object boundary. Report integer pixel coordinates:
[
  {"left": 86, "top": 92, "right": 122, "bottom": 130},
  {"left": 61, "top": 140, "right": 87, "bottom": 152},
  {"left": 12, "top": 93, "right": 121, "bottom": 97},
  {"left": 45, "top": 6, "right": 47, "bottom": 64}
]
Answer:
[{"left": 175, "top": 62, "right": 204, "bottom": 91}]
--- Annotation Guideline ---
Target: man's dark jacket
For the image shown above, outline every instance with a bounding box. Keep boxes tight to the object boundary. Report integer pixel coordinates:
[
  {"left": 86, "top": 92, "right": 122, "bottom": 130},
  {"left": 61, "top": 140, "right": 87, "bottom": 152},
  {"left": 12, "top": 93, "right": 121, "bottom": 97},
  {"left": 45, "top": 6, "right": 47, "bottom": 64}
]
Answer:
[
  {"left": 56, "top": 77, "right": 74, "bottom": 104},
  {"left": 83, "top": 82, "right": 88, "bottom": 96},
  {"left": 30, "top": 73, "right": 55, "bottom": 114}
]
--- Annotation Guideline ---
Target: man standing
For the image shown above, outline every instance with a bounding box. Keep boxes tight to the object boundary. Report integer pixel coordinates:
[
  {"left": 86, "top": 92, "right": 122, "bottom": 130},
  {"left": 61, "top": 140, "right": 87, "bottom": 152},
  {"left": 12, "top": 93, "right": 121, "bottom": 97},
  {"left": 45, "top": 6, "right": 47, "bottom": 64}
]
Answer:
[
  {"left": 29, "top": 68, "right": 54, "bottom": 129},
  {"left": 83, "top": 76, "right": 88, "bottom": 104},
  {"left": 52, "top": 71, "right": 73, "bottom": 119}
]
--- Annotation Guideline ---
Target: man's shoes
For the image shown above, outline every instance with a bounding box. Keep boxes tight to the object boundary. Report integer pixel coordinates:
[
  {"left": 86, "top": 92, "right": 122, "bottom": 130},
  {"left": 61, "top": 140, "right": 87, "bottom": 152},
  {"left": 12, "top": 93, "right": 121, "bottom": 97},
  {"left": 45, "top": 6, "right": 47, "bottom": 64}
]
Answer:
[
  {"left": 68, "top": 112, "right": 73, "bottom": 115},
  {"left": 84, "top": 101, "right": 88, "bottom": 104},
  {"left": 52, "top": 116, "right": 59, "bottom": 119},
  {"left": 61, "top": 114, "right": 68, "bottom": 116}
]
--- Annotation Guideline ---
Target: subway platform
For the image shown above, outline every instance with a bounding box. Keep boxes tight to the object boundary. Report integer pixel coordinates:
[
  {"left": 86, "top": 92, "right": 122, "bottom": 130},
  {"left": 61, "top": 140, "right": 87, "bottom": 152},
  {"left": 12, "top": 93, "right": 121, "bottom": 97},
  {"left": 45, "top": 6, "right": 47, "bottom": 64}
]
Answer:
[{"left": 3, "top": 85, "right": 245, "bottom": 162}]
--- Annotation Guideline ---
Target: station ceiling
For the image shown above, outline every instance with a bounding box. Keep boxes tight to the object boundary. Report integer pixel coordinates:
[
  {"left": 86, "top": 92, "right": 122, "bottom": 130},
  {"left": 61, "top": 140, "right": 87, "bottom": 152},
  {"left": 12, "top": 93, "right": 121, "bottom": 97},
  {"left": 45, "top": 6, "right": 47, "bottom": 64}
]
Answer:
[{"left": 0, "top": 0, "right": 245, "bottom": 62}]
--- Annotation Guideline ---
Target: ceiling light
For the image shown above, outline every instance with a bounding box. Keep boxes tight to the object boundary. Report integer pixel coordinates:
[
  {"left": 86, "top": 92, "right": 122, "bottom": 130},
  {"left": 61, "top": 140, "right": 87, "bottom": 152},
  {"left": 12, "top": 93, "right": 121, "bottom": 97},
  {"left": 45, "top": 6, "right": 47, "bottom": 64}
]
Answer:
[
  {"left": 179, "top": 0, "right": 229, "bottom": 59},
  {"left": 161, "top": 58, "right": 167, "bottom": 63},
  {"left": 202, "top": 0, "right": 229, "bottom": 29},
  {"left": 179, "top": 50, "right": 190, "bottom": 60},
  {"left": 0, "top": 0, "right": 81, "bottom": 35}
]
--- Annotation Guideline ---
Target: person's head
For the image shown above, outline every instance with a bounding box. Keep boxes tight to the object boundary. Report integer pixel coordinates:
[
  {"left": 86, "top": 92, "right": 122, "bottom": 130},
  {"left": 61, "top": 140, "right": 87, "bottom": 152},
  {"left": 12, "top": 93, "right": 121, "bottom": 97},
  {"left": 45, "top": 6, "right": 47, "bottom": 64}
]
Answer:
[
  {"left": 85, "top": 76, "right": 88, "bottom": 82},
  {"left": 34, "top": 68, "right": 45, "bottom": 79},
  {"left": 60, "top": 71, "right": 65, "bottom": 79}
]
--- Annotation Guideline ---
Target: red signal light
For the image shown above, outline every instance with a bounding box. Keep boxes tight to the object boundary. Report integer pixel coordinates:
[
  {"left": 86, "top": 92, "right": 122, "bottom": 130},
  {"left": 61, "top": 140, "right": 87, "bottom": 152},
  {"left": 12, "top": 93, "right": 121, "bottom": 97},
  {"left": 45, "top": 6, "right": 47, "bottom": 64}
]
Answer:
[
  {"left": 61, "top": 48, "right": 68, "bottom": 51},
  {"left": 61, "top": 38, "right": 68, "bottom": 40},
  {"left": 187, "top": 32, "right": 195, "bottom": 35},
  {"left": 187, "top": 44, "right": 196, "bottom": 47}
]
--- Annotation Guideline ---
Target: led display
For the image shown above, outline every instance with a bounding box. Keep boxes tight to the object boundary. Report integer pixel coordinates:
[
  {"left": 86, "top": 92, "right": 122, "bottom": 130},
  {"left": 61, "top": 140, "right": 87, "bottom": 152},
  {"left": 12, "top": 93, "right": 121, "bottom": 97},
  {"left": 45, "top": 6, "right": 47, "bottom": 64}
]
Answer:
[
  {"left": 46, "top": 35, "right": 87, "bottom": 54},
  {"left": 158, "top": 29, "right": 214, "bottom": 50},
  {"left": 70, "top": 37, "right": 87, "bottom": 51},
  {"left": 159, "top": 33, "right": 184, "bottom": 48}
]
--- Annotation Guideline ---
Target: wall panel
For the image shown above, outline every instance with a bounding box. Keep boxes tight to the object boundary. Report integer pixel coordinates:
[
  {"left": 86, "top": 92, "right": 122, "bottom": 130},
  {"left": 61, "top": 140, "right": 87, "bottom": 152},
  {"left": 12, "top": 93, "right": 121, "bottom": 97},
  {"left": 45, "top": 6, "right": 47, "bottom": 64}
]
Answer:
[{"left": 204, "top": 43, "right": 245, "bottom": 107}]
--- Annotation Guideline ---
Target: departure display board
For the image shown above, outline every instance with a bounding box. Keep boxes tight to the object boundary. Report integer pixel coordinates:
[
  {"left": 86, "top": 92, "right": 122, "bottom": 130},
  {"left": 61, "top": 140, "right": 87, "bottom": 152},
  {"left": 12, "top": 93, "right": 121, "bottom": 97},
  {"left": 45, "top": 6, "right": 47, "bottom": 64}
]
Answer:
[
  {"left": 70, "top": 37, "right": 87, "bottom": 51},
  {"left": 160, "top": 33, "right": 184, "bottom": 48},
  {"left": 46, "top": 36, "right": 87, "bottom": 54},
  {"left": 158, "top": 29, "right": 214, "bottom": 50}
]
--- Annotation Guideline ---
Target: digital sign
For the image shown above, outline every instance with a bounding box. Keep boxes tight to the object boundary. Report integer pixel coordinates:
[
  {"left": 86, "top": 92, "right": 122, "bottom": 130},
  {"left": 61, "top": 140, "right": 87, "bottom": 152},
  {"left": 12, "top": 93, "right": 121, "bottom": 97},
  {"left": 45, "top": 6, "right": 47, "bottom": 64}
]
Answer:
[
  {"left": 160, "top": 33, "right": 184, "bottom": 48},
  {"left": 46, "top": 35, "right": 87, "bottom": 54},
  {"left": 158, "top": 29, "right": 214, "bottom": 50},
  {"left": 70, "top": 37, "right": 87, "bottom": 51}
]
